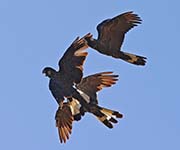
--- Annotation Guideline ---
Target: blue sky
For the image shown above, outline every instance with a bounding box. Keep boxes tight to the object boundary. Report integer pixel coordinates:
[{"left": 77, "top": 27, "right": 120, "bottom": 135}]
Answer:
[{"left": 0, "top": 0, "right": 180, "bottom": 149}]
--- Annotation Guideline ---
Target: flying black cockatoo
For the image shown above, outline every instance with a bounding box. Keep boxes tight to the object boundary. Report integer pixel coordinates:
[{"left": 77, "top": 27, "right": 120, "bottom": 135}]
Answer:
[
  {"left": 55, "top": 72, "right": 123, "bottom": 143},
  {"left": 83, "top": 11, "right": 147, "bottom": 66},
  {"left": 42, "top": 36, "right": 89, "bottom": 108},
  {"left": 42, "top": 37, "right": 88, "bottom": 143},
  {"left": 42, "top": 36, "right": 121, "bottom": 143}
]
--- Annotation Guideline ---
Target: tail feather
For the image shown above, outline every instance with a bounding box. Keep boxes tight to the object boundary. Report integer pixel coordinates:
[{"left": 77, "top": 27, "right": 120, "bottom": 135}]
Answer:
[
  {"left": 100, "top": 107, "right": 123, "bottom": 119},
  {"left": 55, "top": 104, "right": 73, "bottom": 143},
  {"left": 90, "top": 105, "right": 123, "bottom": 128},
  {"left": 68, "top": 98, "right": 86, "bottom": 121},
  {"left": 119, "top": 51, "right": 147, "bottom": 66},
  {"left": 99, "top": 107, "right": 123, "bottom": 124},
  {"left": 102, "top": 119, "right": 113, "bottom": 128},
  {"left": 95, "top": 114, "right": 113, "bottom": 128},
  {"left": 109, "top": 117, "right": 118, "bottom": 123}
]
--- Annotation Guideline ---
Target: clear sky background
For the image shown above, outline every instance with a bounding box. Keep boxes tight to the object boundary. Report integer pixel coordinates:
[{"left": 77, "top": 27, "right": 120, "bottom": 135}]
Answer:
[{"left": 0, "top": 0, "right": 180, "bottom": 149}]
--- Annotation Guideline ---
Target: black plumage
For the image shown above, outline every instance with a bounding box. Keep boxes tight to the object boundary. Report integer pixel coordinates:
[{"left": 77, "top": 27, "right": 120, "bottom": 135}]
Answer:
[
  {"left": 43, "top": 36, "right": 90, "bottom": 143},
  {"left": 84, "top": 11, "right": 147, "bottom": 66},
  {"left": 56, "top": 72, "right": 123, "bottom": 142}
]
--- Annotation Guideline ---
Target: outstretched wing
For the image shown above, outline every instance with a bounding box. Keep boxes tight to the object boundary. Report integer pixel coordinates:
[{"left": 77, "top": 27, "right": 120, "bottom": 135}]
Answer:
[
  {"left": 97, "top": 11, "right": 142, "bottom": 51},
  {"left": 58, "top": 37, "right": 88, "bottom": 84},
  {"left": 55, "top": 103, "right": 74, "bottom": 143},
  {"left": 76, "top": 72, "right": 118, "bottom": 97}
]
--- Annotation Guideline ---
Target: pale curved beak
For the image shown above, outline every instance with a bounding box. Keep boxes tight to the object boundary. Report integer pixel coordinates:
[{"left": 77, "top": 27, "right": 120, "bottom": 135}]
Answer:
[{"left": 42, "top": 69, "right": 46, "bottom": 76}]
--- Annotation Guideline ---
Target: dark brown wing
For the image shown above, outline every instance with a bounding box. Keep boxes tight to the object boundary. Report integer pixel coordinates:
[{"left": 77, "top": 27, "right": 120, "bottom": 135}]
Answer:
[
  {"left": 58, "top": 37, "right": 88, "bottom": 84},
  {"left": 97, "top": 11, "right": 142, "bottom": 51},
  {"left": 76, "top": 72, "right": 118, "bottom": 96},
  {"left": 55, "top": 103, "right": 74, "bottom": 143}
]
